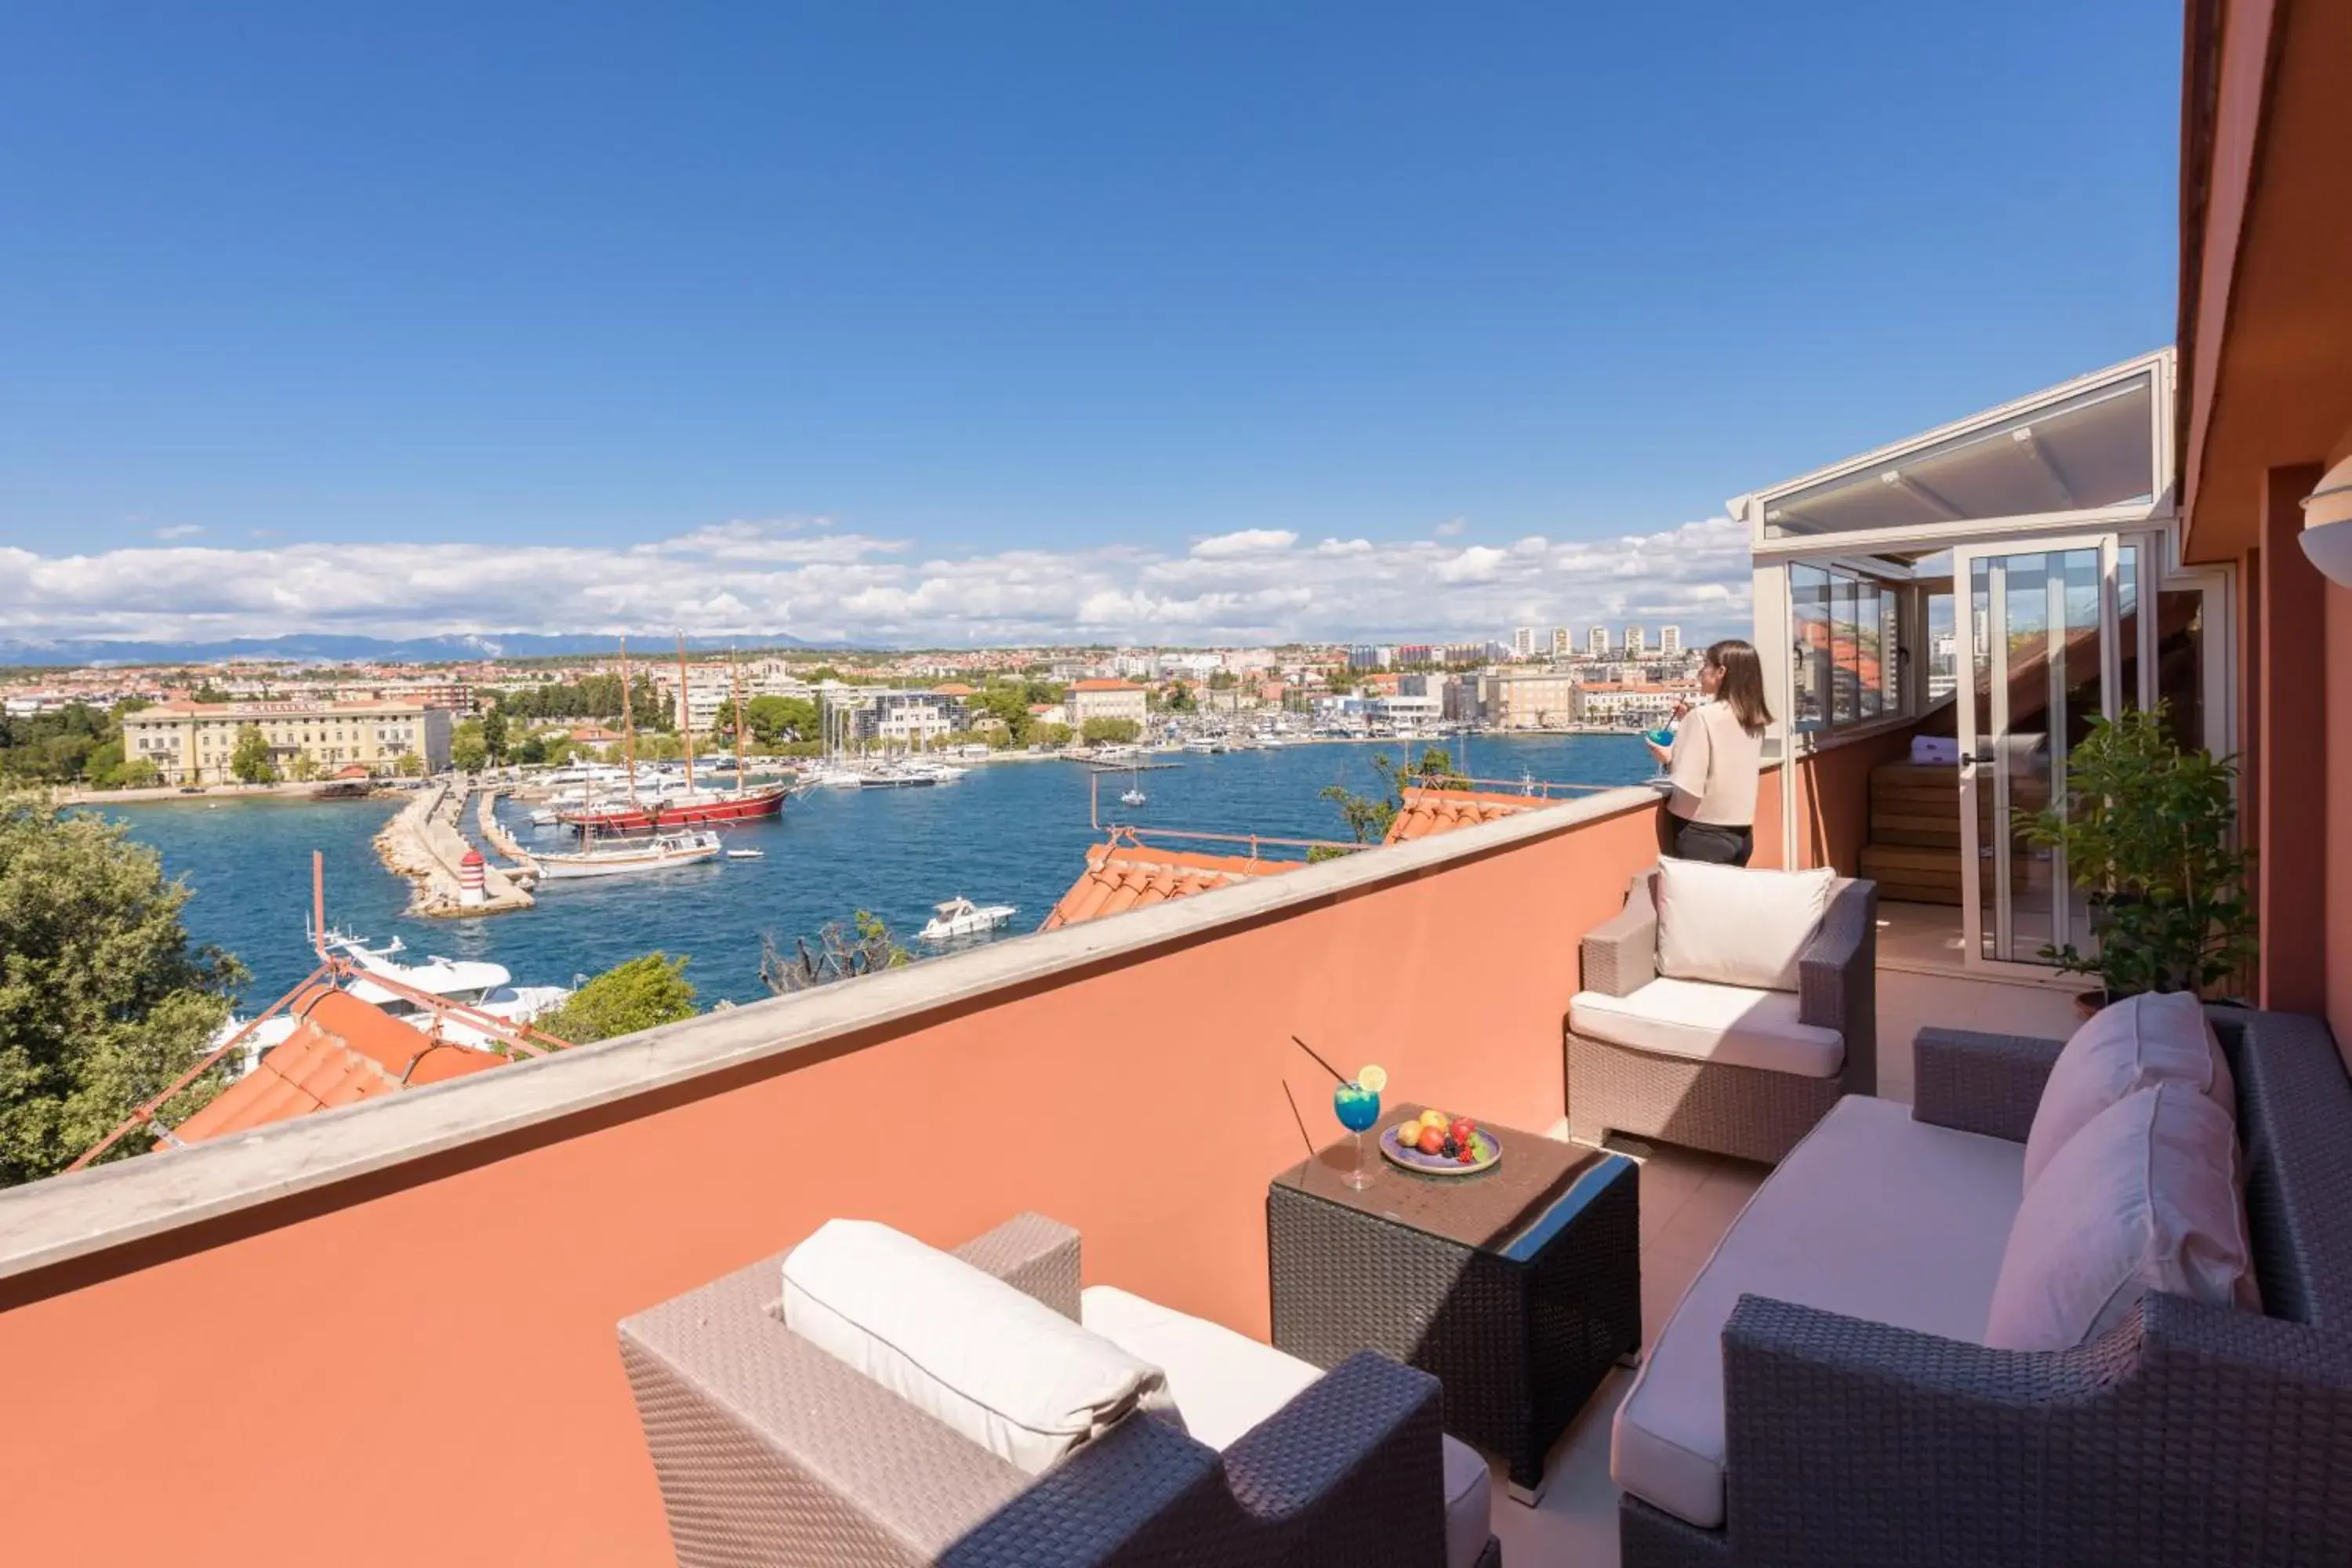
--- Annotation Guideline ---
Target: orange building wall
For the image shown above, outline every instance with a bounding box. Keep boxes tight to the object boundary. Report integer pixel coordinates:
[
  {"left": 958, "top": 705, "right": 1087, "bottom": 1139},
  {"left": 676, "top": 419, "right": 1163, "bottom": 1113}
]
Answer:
[{"left": 0, "top": 799, "right": 1668, "bottom": 1568}]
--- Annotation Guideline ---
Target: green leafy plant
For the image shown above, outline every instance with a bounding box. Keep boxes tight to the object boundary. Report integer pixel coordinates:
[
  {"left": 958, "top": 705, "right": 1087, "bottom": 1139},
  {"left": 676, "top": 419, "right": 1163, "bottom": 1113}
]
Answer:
[
  {"left": 2020, "top": 704, "right": 2254, "bottom": 997},
  {"left": 535, "top": 953, "right": 698, "bottom": 1044}
]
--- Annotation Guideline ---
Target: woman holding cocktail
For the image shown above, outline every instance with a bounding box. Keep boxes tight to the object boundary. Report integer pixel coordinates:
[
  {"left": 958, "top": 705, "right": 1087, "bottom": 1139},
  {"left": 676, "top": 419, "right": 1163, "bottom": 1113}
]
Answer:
[{"left": 1642, "top": 638, "right": 1771, "bottom": 866}]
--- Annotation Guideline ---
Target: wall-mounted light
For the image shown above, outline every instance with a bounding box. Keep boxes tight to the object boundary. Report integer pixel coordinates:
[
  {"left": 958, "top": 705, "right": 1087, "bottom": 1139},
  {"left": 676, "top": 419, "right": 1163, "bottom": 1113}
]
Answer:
[{"left": 2300, "top": 455, "right": 2352, "bottom": 586}]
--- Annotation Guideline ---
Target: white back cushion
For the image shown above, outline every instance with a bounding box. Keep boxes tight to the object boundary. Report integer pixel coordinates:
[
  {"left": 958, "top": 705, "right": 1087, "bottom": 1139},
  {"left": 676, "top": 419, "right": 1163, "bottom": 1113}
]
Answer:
[
  {"left": 2023, "top": 991, "right": 2233, "bottom": 1192},
  {"left": 783, "top": 1219, "right": 1181, "bottom": 1475},
  {"left": 1653, "top": 858, "right": 1836, "bottom": 993},
  {"left": 1985, "top": 1083, "right": 2257, "bottom": 1351}
]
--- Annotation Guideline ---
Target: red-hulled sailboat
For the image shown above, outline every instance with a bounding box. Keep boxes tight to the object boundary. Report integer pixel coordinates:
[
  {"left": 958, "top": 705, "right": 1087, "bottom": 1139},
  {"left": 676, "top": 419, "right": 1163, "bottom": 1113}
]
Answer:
[{"left": 557, "top": 640, "right": 789, "bottom": 834}]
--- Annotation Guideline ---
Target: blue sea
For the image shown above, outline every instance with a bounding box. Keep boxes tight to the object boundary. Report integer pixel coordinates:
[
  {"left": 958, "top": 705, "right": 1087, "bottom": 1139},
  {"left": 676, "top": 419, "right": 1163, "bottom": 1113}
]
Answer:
[{"left": 97, "top": 735, "right": 1655, "bottom": 1007}]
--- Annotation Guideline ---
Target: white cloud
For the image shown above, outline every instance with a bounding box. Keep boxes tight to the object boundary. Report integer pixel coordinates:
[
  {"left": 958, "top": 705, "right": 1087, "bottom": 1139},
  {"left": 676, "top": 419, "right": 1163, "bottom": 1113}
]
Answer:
[
  {"left": 0, "top": 515, "right": 1755, "bottom": 648},
  {"left": 1433, "top": 517, "right": 1468, "bottom": 538},
  {"left": 1189, "top": 528, "right": 1298, "bottom": 558},
  {"left": 151, "top": 524, "right": 204, "bottom": 540}
]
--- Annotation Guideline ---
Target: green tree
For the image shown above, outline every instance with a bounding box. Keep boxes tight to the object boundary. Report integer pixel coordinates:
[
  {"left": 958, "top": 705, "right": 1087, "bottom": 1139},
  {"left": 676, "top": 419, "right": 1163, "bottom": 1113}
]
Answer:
[
  {"left": 1080, "top": 717, "right": 1141, "bottom": 746},
  {"left": 228, "top": 726, "right": 278, "bottom": 783},
  {"left": 449, "top": 727, "right": 488, "bottom": 774},
  {"left": 394, "top": 750, "right": 425, "bottom": 778},
  {"left": 480, "top": 706, "right": 510, "bottom": 764},
  {"left": 514, "top": 733, "right": 549, "bottom": 766},
  {"left": 535, "top": 953, "right": 698, "bottom": 1044},
  {"left": 1032, "top": 721, "right": 1074, "bottom": 748},
  {"left": 1161, "top": 682, "right": 1195, "bottom": 712},
  {"left": 746, "top": 695, "right": 821, "bottom": 748},
  {"left": 121, "top": 757, "right": 160, "bottom": 789},
  {"left": 0, "top": 795, "right": 246, "bottom": 1185},
  {"left": 288, "top": 752, "right": 321, "bottom": 783},
  {"left": 1319, "top": 746, "right": 1465, "bottom": 848}
]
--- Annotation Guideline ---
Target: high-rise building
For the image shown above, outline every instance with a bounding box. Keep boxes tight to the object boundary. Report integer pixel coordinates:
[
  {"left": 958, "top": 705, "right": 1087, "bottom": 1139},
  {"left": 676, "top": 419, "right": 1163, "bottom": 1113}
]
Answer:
[
  {"left": 1624, "top": 626, "right": 1646, "bottom": 656},
  {"left": 1658, "top": 626, "right": 1682, "bottom": 655},
  {"left": 1550, "top": 626, "right": 1573, "bottom": 658},
  {"left": 1511, "top": 626, "right": 1539, "bottom": 660},
  {"left": 1588, "top": 625, "right": 1610, "bottom": 657}
]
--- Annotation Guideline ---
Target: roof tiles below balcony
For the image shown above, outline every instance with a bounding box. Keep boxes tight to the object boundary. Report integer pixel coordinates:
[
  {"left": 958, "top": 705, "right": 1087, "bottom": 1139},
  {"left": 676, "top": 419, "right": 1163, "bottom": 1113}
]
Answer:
[
  {"left": 1040, "top": 841, "right": 1297, "bottom": 931},
  {"left": 1383, "top": 786, "right": 1550, "bottom": 844}
]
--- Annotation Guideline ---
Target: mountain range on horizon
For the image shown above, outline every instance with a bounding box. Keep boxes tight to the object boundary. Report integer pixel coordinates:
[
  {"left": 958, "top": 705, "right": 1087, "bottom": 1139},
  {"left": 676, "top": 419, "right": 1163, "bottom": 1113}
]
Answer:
[{"left": 0, "top": 631, "right": 866, "bottom": 669}]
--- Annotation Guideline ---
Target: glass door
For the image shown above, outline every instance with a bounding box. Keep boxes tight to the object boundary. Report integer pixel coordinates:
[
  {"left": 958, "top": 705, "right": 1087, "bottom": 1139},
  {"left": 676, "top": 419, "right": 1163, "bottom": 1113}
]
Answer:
[{"left": 1952, "top": 536, "right": 2118, "bottom": 970}]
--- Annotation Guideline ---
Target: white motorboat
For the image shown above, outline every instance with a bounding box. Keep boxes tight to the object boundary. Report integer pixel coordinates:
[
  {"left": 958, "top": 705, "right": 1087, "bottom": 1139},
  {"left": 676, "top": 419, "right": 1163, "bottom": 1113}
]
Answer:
[
  {"left": 725, "top": 848, "right": 765, "bottom": 859},
  {"left": 538, "top": 829, "right": 724, "bottom": 880},
  {"left": 210, "top": 932, "right": 576, "bottom": 1069},
  {"left": 1120, "top": 787, "right": 1147, "bottom": 807},
  {"left": 918, "top": 896, "right": 1017, "bottom": 941}
]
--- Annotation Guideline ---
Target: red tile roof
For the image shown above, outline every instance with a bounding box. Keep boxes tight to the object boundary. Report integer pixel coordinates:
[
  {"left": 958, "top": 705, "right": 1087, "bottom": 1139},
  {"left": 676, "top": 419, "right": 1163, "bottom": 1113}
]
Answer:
[
  {"left": 932, "top": 683, "right": 976, "bottom": 695},
  {"left": 1040, "top": 840, "right": 1296, "bottom": 930},
  {"left": 1069, "top": 679, "right": 1143, "bottom": 691},
  {"left": 165, "top": 985, "right": 512, "bottom": 1147},
  {"left": 1382, "top": 786, "right": 1551, "bottom": 844}
]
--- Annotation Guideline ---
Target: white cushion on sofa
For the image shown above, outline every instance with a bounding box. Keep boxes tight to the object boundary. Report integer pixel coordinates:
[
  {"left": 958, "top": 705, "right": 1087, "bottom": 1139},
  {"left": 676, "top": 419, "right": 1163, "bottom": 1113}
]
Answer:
[
  {"left": 1986, "top": 1083, "right": 2256, "bottom": 1350},
  {"left": 1082, "top": 1285, "right": 1491, "bottom": 1568},
  {"left": 1570, "top": 978, "right": 1844, "bottom": 1077},
  {"left": 1611, "top": 1097, "right": 2023, "bottom": 1530},
  {"left": 2023, "top": 991, "right": 2234, "bottom": 1192},
  {"left": 1654, "top": 858, "right": 1836, "bottom": 993},
  {"left": 783, "top": 1220, "right": 1180, "bottom": 1477}
]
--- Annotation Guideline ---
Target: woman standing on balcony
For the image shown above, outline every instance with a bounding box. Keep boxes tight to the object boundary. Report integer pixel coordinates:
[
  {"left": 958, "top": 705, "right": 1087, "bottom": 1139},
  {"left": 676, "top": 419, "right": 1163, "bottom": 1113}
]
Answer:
[{"left": 1645, "top": 638, "right": 1771, "bottom": 866}]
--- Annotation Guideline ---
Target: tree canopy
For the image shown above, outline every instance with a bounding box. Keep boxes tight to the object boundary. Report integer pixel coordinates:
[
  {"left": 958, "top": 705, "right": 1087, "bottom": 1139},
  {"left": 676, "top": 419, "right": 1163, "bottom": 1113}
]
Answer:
[
  {"left": 0, "top": 795, "right": 245, "bottom": 1185},
  {"left": 228, "top": 726, "right": 278, "bottom": 783},
  {"left": 1080, "top": 717, "right": 1141, "bottom": 745},
  {"left": 534, "top": 953, "right": 698, "bottom": 1044}
]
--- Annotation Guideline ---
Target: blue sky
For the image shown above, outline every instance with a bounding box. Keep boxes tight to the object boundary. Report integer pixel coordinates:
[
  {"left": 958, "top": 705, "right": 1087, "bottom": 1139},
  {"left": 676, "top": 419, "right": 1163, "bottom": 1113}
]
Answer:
[{"left": 0, "top": 2, "right": 2180, "bottom": 645}]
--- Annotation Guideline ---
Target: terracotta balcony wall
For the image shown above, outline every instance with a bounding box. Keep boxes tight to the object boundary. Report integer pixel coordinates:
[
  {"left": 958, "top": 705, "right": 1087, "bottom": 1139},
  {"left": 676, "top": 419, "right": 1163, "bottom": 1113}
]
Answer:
[{"left": 0, "top": 782, "right": 1708, "bottom": 1567}]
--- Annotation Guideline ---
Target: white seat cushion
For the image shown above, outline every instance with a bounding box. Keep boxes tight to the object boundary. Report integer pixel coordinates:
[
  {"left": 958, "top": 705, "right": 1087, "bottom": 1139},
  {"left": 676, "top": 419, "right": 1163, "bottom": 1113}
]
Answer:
[
  {"left": 1987, "top": 1082, "right": 2256, "bottom": 1350},
  {"left": 1570, "top": 977, "right": 1843, "bottom": 1077},
  {"left": 1611, "top": 1097, "right": 2023, "bottom": 1529},
  {"left": 2023, "top": 991, "right": 2234, "bottom": 1192},
  {"left": 783, "top": 1221, "right": 1180, "bottom": 1478},
  {"left": 1654, "top": 858, "right": 1837, "bottom": 992},
  {"left": 1083, "top": 1285, "right": 1490, "bottom": 1568}
]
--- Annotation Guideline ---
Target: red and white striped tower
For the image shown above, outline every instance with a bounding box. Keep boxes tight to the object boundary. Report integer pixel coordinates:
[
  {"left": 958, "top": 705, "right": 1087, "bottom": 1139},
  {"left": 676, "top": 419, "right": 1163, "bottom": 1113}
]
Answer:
[{"left": 459, "top": 848, "right": 486, "bottom": 908}]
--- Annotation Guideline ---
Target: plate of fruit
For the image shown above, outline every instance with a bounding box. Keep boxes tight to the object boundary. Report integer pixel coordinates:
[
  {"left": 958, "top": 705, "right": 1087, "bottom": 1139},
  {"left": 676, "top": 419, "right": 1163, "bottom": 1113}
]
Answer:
[{"left": 1379, "top": 1109, "right": 1501, "bottom": 1176}]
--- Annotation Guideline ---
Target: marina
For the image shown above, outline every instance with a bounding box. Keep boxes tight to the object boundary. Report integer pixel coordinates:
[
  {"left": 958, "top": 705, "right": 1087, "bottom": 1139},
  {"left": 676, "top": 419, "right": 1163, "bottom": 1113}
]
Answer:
[{"left": 98, "top": 733, "right": 1656, "bottom": 1007}]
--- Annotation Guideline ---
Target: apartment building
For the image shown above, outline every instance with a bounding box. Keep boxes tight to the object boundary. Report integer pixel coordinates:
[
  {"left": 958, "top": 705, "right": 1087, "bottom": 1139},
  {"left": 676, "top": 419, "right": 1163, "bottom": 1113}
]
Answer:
[
  {"left": 1623, "top": 625, "right": 1646, "bottom": 656},
  {"left": 1657, "top": 626, "right": 1682, "bottom": 655},
  {"left": 1475, "top": 670, "right": 1584, "bottom": 729},
  {"left": 1551, "top": 626, "right": 1574, "bottom": 658},
  {"left": 122, "top": 698, "right": 453, "bottom": 782},
  {"left": 1575, "top": 683, "right": 1685, "bottom": 731},
  {"left": 1067, "top": 679, "right": 1149, "bottom": 728},
  {"left": 1510, "top": 626, "right": 1540, "bottom": 659},
  {"left": 1588, "top": 624, "right": 1610, "bottom": 656}
]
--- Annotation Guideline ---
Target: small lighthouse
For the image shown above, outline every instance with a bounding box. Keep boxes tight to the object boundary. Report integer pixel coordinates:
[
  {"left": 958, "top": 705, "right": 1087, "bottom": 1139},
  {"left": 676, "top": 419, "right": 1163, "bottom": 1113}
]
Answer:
[{"left": 459, "top": 848, "right": 486, "bottom": 909}]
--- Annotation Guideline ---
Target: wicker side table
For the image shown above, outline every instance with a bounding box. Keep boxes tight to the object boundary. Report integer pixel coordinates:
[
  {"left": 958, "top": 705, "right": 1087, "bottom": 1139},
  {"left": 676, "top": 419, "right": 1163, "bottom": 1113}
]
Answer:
[{"left": 1267, "top": 1105, "right": 1639, "bottom": 1502}]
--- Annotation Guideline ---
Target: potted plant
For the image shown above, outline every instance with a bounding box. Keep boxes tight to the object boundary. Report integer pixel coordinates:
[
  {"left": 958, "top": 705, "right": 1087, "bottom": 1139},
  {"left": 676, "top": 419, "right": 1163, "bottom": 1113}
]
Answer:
[{"left": 2021, "top": 703, "right": 2256, "bottom": 1014}]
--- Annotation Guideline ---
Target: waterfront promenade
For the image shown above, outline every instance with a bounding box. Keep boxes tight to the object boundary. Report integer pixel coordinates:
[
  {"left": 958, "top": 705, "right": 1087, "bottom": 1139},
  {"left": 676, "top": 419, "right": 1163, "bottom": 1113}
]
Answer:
[{"left": 375, "top": 779, "right": 534, "bottom": 917}]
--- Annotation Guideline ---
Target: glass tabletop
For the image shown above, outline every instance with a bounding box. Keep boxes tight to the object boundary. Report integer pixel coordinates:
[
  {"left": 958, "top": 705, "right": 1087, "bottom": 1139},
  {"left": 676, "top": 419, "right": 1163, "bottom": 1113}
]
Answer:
[{"left": 1271, "top": 1102, "right": 1628, "bottom": 1255}]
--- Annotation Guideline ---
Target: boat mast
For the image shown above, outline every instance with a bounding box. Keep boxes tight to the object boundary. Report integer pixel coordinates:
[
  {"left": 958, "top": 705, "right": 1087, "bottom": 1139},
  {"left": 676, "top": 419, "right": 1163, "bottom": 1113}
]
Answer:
[
  {"left": 731, "top": 648, "right": 747, "bottom": 800},
  {"left": 677, "top": 633, "right": 697, "bottom": 798},
  {"left": 620, "top": 636, "right": 640, "bottom": 811}
]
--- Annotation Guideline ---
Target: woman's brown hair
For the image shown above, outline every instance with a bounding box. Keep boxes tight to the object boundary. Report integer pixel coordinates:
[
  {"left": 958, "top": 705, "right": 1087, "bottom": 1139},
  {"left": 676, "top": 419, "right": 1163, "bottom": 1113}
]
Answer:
[{"left": 1706, "top": 638, "right": 1773, "bottom": 735}]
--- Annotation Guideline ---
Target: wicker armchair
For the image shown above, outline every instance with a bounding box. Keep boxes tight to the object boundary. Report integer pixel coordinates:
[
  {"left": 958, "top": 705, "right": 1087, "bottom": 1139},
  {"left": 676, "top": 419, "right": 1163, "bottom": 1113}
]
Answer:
[
  {"left": 619, "top": 1212, "right": 1498, "bottom": 1568},
  {"left": 1619, "top": 1008, "right": 2352, "bottom": 1568},
  {"left": 1566, "top": 869, "right": 1877, "bottom": 1163}
]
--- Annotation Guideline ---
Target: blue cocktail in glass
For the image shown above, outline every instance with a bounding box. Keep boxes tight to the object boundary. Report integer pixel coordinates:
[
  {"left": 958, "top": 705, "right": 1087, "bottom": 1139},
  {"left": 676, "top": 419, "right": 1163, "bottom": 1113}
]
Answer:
[{"left": 1333, "top": 1080, "right": 1381, "bottom": 1189}]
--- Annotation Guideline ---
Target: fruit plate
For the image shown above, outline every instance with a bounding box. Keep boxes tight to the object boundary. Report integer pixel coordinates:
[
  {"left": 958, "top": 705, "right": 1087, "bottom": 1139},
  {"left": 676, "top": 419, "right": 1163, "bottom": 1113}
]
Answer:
[{"left": 1378, "top": 1124, "right": 1502, "bottom": 1176}]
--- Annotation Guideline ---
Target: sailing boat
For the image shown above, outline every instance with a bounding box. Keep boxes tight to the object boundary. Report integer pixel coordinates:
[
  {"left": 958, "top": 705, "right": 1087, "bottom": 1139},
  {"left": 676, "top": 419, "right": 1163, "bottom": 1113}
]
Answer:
[
  {"left": 538, "top": 824, "right": 724, "bottom": 880},
  {"left": 1120, "top": 760, "right": 1146, "bottom": 808},
  {"left": 557, "top": 637, "right": 790, "bottom": 832}
]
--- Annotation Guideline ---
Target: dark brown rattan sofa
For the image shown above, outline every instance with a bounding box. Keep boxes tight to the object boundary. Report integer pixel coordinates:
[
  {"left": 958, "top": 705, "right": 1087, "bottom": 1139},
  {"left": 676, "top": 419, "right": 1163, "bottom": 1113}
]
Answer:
[
  {"left": 1620, "top": 1007, "right": 2352, "bottom": 1567},
  {"left": 1568, "top": 869, "right": 1877, "bottom": 1163},
  {"left": 619, "top": 1211, "right": 1500, "bottom": 1568}
]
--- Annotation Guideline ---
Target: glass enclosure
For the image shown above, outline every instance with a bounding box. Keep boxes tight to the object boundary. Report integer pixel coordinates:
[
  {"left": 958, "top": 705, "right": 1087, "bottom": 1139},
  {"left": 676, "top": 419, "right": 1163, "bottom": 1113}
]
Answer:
[{"left": 1762, "top": 368, "right": 2158, "bottom": 540}]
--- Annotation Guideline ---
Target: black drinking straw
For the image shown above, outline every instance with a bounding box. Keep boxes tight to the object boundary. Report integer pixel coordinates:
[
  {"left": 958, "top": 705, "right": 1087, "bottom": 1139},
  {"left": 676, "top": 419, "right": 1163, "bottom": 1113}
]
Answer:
[
  {"left": 1280, "top": 1078, "right": 1316, "bottom": 1161},
  {"left": 1290, "top": 1034, "right": 1347, "bottom": 1085}
]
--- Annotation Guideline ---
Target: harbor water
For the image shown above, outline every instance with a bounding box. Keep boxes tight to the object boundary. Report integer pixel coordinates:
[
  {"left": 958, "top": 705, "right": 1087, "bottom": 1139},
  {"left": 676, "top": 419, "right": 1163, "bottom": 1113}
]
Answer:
[{"left": 100, "top": 735, "right": 1657, "bottom": 1007}]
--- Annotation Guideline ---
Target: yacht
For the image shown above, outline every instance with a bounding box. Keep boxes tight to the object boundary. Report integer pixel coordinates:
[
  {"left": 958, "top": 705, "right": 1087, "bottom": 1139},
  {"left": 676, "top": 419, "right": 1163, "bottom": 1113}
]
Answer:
[
  {"left": 918, "top": 896, "right": 1018, "bottom": 942},
  {"left": 537, "top": 829, "right": 724, "bottom": 880},
  {"left": 208, "top": 934, "right": 574, "bottom": 1071}
]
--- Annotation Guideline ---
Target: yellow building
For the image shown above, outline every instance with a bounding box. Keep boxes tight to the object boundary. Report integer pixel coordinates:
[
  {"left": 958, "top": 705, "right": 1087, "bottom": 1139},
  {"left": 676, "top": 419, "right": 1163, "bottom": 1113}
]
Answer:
[
  {"left": 1475, "top": 670, "right": 1584, "bottom": 729},
  {"left": 122, "top": 699, "right": 454, "bottom": 784}
]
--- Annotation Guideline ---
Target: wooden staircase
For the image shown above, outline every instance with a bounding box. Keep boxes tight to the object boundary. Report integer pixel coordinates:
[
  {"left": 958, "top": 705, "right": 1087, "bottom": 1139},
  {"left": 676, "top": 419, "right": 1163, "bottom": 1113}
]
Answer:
[{"left": 1857, "top": 761, "right": 1962, "bottom": 905}]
